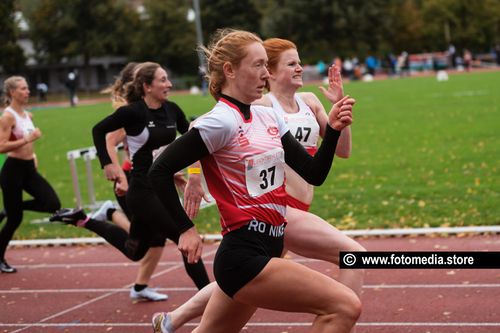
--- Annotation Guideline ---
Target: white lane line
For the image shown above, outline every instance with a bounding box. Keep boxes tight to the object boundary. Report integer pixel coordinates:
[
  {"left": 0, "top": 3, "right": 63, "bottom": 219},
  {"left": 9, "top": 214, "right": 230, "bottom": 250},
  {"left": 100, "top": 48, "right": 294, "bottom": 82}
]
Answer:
[
  {"left": 2, "top": 284, "right": 499, "bottom": 294},
  {"left": 6, "top": 249, "right": 217, "bottom": 333},
  {"left": 9, "top": 225, "right": 500, "bottom": 247},
  {"left": 1, "top": 322, "right": 500, "bottom": 328},
  {"left": 10, "top": 261, "right": 190, "bottom": 269},
  {"left": 9, "top": 258, "right": 312, "bottom": 270},
  {"left": 363, "top": 283, "right": 500, "bottom": 289},
  {"left": 0, "top": 282, "right": 500, "bottom": 295},
  {"left": 0, "top": 287, "right": 198, "bottom": 293}
]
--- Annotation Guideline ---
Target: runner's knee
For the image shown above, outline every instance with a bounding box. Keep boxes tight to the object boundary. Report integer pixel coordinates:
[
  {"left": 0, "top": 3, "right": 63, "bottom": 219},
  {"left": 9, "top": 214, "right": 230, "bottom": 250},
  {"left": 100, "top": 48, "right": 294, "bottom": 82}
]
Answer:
[
  {"left": 124, "top": 239, "right": 149, "bottom": 261},
  {"left": 321, "top": 289, "right": 362, "bottom": 327},
  {"left": 45, "top": 198, "right": 61, "bottom": 213},
  {"left": 337, "top": 292, "right": 362, "bottom": 324}
]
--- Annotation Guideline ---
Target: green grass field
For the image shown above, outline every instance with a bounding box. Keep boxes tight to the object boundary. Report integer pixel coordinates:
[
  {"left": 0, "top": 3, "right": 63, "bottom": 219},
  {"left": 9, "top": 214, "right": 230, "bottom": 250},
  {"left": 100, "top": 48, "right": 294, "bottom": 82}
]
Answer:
[{"left": 3, "top": 70, "right": 499, "bottom": 239}]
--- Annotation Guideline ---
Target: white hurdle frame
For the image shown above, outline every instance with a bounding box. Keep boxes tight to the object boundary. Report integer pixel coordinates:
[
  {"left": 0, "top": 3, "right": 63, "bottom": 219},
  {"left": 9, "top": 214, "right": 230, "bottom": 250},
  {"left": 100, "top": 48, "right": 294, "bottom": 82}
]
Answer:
[{"left": 66, "top": 144, "right": 124, "bottom": 209}]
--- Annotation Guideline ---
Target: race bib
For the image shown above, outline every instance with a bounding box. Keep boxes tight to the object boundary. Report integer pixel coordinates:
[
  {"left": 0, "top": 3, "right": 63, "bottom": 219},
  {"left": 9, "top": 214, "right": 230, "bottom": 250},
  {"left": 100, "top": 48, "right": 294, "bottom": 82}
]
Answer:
[
  {"left": 245, "top": 148, "right": 285, "bottom": 197},
  {"left": 284, "top": 114, "right": 319, "bottom": 148}
]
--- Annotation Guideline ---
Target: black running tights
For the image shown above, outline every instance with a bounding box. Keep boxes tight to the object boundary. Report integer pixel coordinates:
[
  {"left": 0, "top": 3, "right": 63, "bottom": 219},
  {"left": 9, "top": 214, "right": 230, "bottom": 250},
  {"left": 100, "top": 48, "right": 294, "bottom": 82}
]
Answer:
[{"left": 0, "top": 157, "right": 61, "bottom": 259}]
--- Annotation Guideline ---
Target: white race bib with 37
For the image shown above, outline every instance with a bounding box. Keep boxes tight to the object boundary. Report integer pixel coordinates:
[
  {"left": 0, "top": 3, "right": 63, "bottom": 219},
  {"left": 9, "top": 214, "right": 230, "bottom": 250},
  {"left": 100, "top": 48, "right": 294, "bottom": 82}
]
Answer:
[{"left": 245, "top": 148, "right": 285, "bottom": 197}]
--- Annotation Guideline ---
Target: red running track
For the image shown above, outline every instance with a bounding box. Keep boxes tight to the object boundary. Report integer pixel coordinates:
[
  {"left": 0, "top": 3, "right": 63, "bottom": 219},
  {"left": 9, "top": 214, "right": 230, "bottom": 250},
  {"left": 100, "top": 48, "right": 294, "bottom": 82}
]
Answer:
[{"left": 1, "top": 234, "right": 499, "bottom": 333}]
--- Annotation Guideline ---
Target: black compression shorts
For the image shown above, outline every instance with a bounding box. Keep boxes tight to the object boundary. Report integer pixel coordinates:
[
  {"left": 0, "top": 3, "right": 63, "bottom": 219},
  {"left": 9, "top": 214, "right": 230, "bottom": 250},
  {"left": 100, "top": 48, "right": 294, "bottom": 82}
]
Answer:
[{"left": 213, "top": 220, "right": 286, "bottom": 297}]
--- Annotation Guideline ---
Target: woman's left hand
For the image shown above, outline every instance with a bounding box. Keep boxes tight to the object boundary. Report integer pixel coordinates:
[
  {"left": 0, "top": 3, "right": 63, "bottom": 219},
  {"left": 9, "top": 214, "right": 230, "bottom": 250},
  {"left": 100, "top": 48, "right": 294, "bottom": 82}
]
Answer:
[
  {"left": 174, "top": 171, "right": 187, "bottom": 193},
  {"left": 184, "top": 175, "right": 211, "bottom": 219},
  {"left": 319, "top": 65, "right": 344, "bottom": 104}
]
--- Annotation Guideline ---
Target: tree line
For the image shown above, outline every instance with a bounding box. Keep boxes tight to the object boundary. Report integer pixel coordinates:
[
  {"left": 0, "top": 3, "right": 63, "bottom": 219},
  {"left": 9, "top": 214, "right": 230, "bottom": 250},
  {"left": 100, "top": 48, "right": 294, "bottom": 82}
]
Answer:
[{"left": 2, "top": 0, "right": 499, "bottom": 76}]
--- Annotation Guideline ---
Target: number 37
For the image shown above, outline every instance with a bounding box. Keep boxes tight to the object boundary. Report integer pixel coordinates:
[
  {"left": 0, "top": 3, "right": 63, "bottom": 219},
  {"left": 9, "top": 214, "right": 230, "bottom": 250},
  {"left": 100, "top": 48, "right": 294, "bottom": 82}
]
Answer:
[{"left": 259, "top": 166, "right": 276, "bottom": 189}]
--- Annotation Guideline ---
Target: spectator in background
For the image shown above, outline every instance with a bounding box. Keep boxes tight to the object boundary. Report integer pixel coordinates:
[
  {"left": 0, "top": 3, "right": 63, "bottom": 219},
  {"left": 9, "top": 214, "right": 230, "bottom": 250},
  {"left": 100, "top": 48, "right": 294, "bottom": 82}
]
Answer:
[
  {"left": 36, "top": 82, "right": 48, "bottom": 102},
  {"left": 342, "top": 57, "right": 354, "bottom": 80},
  {"left": 463, "top": 49, "right": 473, "bottom": 72},
  {"left": 65, "top": 70, "right": 78, "bottom": 107},
  {"left": 448, "top": 44, "right": 456, "bottom": 69},
  {"left": 495, "top": 44, "right": 500, "bottom": 66},
  {"left": 198, "top": 65, "right": 208, "bottom": 96},
  {"left": 384, "top": 53, "right": 396, "bottom": 77},
  {"left": 333, "top": 56, "right": 342, "bottom": 71},
  {"left": 365, "top": 55, "right": 377, "bottom": 76},
  {"left": 316, "top": 60, "right": 326, "bottom": 77},
  {"left": 396, "top": 51, "right": 409, "bottom": 77}
]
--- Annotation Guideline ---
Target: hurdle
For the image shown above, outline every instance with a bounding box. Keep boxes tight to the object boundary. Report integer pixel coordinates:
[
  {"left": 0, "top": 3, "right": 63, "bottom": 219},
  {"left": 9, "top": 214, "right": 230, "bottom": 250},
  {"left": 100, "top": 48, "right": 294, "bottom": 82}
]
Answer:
[
  {"left": 66, "top": 144, "right": 214, "bottom": 210},
  {"left": 66, "top": 144, "right": 125, "bottom": 209}
]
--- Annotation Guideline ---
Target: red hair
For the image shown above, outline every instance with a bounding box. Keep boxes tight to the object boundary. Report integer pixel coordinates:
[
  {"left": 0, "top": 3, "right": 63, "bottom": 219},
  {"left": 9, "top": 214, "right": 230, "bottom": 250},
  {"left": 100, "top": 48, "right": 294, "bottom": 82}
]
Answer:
[{"left": 263, "top": 38, "right": 297, "bottom": 73}]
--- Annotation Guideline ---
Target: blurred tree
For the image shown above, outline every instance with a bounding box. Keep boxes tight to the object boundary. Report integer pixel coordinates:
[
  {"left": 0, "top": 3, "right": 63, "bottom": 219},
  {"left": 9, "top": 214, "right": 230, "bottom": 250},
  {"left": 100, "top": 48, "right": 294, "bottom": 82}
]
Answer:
[
  {"left": 201, "top": 0, "right": 262, "bottom": 43},
  {"left": 27, "top": 0, "right": 139, "bottom": 87},
  {"left": 130, "top": 0, "right": 198, "bottom": 76},
  {"left": 260, "top": 0, "right": 397, "bottom": 62},
  {"left": 0, "top": 0, "right": 26, "bottom": 75},
  {"left": 385, "top": 0, "right": 425, "bottom": 54},
  {"left": 261, "top": 0, "right": 334, "bottom": 63},
  {"left": 12, "top": 0, "right": 500, "bottom": 80},
  {"left": 422, "top": 0, "right": 500, "bottom": 52}
]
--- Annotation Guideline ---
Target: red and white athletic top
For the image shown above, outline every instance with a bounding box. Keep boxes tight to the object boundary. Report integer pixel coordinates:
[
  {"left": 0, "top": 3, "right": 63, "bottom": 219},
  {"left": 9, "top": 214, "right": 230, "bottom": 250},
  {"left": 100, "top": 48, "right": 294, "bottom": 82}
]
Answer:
[
  {"left": 3, "top": 106, "right": 35, "bottom": 141},
  {"left": 268, "top": 93, "right": 320, "bottom": 156},
  {"left": 194, "top": 98, "right": 290, "bottom": 234}
]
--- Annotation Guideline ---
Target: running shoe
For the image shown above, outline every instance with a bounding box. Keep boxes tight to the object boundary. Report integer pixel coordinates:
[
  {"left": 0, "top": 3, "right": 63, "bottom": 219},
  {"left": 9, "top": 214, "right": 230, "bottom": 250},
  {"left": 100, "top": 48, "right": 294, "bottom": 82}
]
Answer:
[
  {"left": 130, "top": 287, "right": 168, "bottom": 301},
  {"left": 0, "top": 259, "right": 17, "bottom": 273},
  {"left": 90, "top": 200, "right": 115, "bottom": 222},
  {"left": 49, "top": 208, "right": 87, "bottom": 225},
  {"left": 152, "top": 312, "right": 174, "bottom": 333}
]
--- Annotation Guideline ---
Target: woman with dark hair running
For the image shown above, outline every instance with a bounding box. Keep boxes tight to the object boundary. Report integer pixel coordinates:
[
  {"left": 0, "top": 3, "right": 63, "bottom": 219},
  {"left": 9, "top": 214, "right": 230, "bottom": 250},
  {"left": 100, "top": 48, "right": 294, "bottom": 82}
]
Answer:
[
  {"left": 88, "top": 62, "right": 174, "bottom": 301},
  {"left": 50, "top": 62, "right": 209, "bottom": 291},
  {"left": 149, "top": 29, "right": 360, "bottom": 333},
  {"left": 0, "top": 76, "right": 61, "bottom": 273}
]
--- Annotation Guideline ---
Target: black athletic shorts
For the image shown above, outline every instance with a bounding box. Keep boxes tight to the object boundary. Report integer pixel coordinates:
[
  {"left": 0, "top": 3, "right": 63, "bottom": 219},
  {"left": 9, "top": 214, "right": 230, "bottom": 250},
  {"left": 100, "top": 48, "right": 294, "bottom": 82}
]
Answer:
[{"left": 214, "top": 219, "right": 286, "bottom": 298}]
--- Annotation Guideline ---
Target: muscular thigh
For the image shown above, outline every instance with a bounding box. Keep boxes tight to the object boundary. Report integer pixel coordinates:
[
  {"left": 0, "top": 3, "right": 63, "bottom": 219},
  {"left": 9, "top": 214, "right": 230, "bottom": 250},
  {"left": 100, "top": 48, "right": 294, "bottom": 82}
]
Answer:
[
  {"left": 23, "top": 169, "right": 60, "bottom": 206},
  {"left": 284, "top": 207, "right": 363, "bottom": 264},
  {"left": 196, "top": 286, "right": 256, "bottom": 333},
  {"left": 0, "top": 159, "right": 24, "bottom": 214},
  {"left": 235, "top": 257, "right": 357, "bottom": 314}
]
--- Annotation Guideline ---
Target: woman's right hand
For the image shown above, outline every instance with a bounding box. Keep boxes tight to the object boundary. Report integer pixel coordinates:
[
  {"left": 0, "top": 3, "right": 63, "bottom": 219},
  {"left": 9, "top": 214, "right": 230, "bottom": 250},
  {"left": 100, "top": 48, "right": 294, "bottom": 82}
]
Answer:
[
  {"left": 104, "top": 163, "right": 123, "bottom": 182},
  {"left": 114, "top": 175, "right": 129, "bottom": 196},
  {"left": 25, "top": 128, "right": 42, "bottom": 143},
  {"left": 328, "top": 95, "right": 355, "bottom": 131}
]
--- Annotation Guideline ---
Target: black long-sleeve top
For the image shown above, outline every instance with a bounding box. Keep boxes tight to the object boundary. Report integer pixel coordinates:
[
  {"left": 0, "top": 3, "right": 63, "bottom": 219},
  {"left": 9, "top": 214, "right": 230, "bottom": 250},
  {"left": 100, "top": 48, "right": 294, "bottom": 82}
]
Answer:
[{"left": 92, "top": 100, "right": 189, "bottom": 176}]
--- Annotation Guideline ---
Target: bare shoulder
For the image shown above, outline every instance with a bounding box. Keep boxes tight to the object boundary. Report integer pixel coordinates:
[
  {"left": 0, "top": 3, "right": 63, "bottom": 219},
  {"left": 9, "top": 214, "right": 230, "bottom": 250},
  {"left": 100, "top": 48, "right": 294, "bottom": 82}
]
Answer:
[
  {"left": 0, "top": 109, "right": 16, "bottom": 124},
  {"left": 0, "top": 112, "right": 15, "bottom": 133},
  {"left": 252, "top": 94, "right": 273, "bottom": 107},
  {"left": 298, "top": 92, "right": 323, "bottom": 113}
]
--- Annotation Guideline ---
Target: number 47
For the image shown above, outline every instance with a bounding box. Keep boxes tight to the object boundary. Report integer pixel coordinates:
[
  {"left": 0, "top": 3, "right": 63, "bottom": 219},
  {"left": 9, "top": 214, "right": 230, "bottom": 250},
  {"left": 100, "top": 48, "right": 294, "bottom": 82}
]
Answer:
[{"left": 295, "top": 127, "right": 311, "bottom": 142}]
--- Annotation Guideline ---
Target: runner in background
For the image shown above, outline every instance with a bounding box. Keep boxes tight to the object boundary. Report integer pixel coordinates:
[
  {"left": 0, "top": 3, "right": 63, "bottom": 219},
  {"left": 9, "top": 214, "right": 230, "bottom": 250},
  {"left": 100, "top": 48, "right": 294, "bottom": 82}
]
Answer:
[
  {"left": 50, "top": 62, "right": 210, "bottom": 292},
  {"left": 0, "top": 76, "right": 61, "bottom": 273}
]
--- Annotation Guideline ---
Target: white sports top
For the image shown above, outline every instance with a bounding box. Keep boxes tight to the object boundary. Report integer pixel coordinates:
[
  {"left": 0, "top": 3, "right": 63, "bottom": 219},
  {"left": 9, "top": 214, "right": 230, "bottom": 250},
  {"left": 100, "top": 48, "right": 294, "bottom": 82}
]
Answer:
[
  {"left": 268, "top": 93, "right": 320, "bottom": 155},
  {"left": 3, "top": 106, "right": 35, "bottom": 140},
  {"left": 194, "top": 98, "right": 290, "bottom": 234}
]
